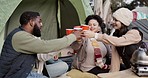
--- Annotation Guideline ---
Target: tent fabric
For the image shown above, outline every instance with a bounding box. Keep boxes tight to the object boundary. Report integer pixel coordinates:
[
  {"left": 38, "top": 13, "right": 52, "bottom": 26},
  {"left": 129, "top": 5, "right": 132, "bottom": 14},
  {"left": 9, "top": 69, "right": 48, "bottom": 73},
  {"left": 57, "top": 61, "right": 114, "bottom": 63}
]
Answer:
[
  {"left": 0, "top": 28, "right": 4, "bottom": 51},
  {"left": 59, "top": 0, "right": 80, "bottom": 37},
  {"left": 69, "top": 0, "right": 87, "bottom": 25},
  {"left": 0, "top": 0, "right": 22, "bottom": 33},
  {"left": 1, "top": 0, "right": 93, "bottom": 39},
  {"left": 80, "top": 0, "right": 94, "bottom": 20},
  {"left": 0, "top": 0, "right": 93, "bottom": 52},
  {"left": 59, "top": 0, "right": 93, "bottom": 37},
  {"left": 0, "top": 0, "right": 22, "bottom": 51},
  {"left": 5, "top": 0, "right": 58, "bottom": 40},
  {"left": 60, "top": 0, "right": 93, "bottom": 37}
]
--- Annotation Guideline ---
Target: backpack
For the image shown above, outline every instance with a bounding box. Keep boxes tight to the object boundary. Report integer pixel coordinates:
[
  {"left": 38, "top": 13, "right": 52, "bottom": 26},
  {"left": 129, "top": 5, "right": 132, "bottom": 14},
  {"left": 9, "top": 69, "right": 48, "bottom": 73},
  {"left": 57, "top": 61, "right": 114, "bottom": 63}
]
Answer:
[{"left": 130, "top": 19, "right": 148, "bottom": 41}]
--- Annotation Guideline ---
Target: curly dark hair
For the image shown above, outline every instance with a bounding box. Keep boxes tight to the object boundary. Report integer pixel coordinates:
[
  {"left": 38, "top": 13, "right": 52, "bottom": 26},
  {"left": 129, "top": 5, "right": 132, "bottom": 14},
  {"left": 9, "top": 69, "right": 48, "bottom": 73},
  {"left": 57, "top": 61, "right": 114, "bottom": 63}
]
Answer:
[
  {"left": 19, "top": 11, "right": 40, "bottom": 25},
  {"left": 85, "top": 15, "right": 106, "bottom": 33}
]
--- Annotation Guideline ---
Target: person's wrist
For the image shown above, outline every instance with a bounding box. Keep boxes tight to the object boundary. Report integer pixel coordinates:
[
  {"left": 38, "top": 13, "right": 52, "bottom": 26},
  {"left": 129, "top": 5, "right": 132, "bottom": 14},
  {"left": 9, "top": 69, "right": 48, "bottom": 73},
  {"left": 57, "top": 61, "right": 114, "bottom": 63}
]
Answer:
[{"left": 94, "top": 33, "right": 99, "bottom": 39}]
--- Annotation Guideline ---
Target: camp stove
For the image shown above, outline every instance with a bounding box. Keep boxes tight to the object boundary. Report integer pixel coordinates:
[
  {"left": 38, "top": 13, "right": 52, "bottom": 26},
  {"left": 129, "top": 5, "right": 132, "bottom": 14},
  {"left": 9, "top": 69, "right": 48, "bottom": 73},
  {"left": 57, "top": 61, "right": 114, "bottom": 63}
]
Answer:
[
  {"left": 131, "top": 63, "right": 148, "bottom": 77},
  {"left": 130, "top": 46, "right": 148, "bottom": 77}
]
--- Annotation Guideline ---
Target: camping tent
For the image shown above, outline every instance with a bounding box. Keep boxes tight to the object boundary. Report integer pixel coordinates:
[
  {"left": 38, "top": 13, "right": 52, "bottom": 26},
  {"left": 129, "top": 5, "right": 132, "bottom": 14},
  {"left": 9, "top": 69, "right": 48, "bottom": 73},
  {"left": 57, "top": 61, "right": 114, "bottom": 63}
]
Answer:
[{"left": 0, "top": 0, "right": 94, "bottom": 51}]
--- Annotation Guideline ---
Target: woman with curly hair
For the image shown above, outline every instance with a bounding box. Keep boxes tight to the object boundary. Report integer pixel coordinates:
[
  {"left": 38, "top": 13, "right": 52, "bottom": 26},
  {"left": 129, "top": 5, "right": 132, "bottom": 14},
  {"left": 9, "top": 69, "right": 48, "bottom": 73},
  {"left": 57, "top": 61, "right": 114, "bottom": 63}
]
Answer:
[{"left": 71, "top": 15, "right": 111, "bottom": 75}]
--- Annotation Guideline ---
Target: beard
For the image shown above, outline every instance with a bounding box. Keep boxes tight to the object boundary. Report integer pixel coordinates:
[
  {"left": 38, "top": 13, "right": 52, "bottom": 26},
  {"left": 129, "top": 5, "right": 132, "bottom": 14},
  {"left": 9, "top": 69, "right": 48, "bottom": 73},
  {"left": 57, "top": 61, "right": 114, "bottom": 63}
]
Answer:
[{"left": 32, "top": 24, "right": 41, "bottom": 37}]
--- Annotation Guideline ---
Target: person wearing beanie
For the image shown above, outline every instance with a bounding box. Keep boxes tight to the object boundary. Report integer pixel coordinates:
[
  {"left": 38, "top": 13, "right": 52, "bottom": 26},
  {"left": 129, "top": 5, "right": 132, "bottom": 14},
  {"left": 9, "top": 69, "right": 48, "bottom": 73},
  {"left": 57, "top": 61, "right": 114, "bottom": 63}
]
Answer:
[
  {"left": 83, "top": 8, "right": 143, "bottom": 72},
  {"left": 113, "top": 8, "right": 133, "bottom": 26}
]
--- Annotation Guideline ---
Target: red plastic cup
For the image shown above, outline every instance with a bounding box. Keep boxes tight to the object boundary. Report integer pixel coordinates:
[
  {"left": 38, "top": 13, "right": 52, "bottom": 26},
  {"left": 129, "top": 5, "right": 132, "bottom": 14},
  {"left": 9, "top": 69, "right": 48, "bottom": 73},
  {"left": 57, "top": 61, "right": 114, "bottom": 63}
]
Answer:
[
  {"left": 74, "top": 28, "right": 82, "bottom": 31},
  {"left": 66, "top": 29, "right": 74, "bottom": 35},
  {"left": 81, "top": 25, "right": 89, "bottom": 30},
  {"left": 74, "top": 26, "right": 81, "bottom": 28},
  {"left": 74, "top": 26, "right": 82, "bottom": 31}
]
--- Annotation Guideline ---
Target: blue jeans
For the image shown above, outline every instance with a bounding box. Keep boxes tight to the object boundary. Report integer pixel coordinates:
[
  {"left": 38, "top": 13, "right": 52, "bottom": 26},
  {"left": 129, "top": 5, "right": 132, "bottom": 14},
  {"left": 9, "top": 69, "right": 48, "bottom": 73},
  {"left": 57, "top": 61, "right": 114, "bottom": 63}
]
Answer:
[
  {"left": 59, "top": 56, "right": 74, "bottom": 71},
  {"left": 27, "top": 71, "right": 48, "bottom": 78},
  {"left": 45, "top": 59, "right": 68, "bottom": 78}
]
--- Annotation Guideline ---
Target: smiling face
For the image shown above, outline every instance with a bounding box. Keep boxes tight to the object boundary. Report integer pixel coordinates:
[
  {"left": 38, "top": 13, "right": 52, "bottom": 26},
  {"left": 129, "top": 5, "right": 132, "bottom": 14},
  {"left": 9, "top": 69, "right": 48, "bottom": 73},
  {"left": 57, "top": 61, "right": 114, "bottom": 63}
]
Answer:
[
  {"left": 88, "top": 19, "right": 101, "bottom": 33},
  {"left": 112, "top": 17, "right": 122, "bottom": 30}
]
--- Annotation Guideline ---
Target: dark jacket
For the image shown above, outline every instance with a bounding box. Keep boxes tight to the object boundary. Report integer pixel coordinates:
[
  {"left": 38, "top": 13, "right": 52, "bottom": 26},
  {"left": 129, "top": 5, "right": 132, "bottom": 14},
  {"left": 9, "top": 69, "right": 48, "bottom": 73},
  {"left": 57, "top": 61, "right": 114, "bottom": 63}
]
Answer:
[
  {"left": 0, "top": 27, "right": 37, "bottom": 78},
  {"left": 115, "top": 27, "right": 143, "bottom": 69}
]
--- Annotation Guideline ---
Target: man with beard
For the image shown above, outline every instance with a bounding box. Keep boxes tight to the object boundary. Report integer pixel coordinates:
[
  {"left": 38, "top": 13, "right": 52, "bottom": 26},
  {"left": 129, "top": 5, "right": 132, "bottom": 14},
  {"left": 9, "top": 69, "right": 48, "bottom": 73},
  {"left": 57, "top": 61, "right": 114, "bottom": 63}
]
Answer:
[{"left": 0, "top": 11, "right": 82, "bottom": 78}]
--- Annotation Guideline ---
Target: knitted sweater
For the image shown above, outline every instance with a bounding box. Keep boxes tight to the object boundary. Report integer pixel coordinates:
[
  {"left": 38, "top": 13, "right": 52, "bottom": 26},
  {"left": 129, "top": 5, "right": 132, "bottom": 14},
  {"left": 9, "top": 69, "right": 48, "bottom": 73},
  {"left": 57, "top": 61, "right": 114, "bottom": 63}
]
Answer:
[{"left": 72, "top": 38, "right": 108, "bottom": 72}]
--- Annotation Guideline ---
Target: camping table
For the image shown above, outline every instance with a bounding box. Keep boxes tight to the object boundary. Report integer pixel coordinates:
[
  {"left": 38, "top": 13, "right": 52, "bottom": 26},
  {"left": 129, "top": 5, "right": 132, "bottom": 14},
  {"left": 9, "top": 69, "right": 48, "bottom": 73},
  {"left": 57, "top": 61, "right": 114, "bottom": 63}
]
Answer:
[{"left": 97, "top": 68, "right": 148, "bottom": 78}]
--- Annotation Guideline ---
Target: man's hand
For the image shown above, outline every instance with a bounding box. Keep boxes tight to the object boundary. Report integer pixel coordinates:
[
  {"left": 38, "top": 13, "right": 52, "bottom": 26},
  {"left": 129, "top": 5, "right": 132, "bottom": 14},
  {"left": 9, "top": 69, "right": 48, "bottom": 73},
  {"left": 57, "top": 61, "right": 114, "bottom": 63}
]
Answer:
[
  {"left": 53, "top": 55, "right": 58, "bottom": 61},
  {"left": 73, "top": 30, "right": 83, "bottom": 40},
  {"left": 83, "top": 30, "right": 95, "bottom": 38}
]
